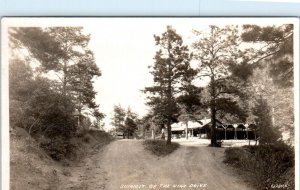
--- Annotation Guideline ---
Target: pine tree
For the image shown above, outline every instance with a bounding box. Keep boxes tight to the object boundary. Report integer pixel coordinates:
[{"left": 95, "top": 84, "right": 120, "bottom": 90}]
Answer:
[
  {"left": 144, "top": 26, "right": 193, "bottom": 145},
  {"left": 192, "top": 25, "right": 247, "bottom": 146},
  {"left": 9, "top": 27, "right": 104, "bottom": 128},
  {"left": 241, "top": 24, "right": 293, "bottom": 87},
  {"left": 111, "top": 104, "right": 126, "bottom": 133}
]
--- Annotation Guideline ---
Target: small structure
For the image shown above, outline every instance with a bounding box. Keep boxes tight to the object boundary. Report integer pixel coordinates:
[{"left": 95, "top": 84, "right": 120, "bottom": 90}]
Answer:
[
  {"left": 171, "top": 119, "right": 257, "bottom": 140},
  {"left": 116, "top": 131, "right": 124, "bottom": 139},
  {"left": 171, "top": 118, "right": 223, "bottom": 139},
  {"left": 73, "top": 110, "right": 81, "bottom": 128},
  {"left": 219, "top": 123, "right": 257, "bottom": 140}
]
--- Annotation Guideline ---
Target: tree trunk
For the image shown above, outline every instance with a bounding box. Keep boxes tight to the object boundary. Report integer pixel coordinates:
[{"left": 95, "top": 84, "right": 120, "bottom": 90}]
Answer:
[
  {"left": 254, "top": 131, "right": 257, "bottom": 145},
  {"left": 210, "top": 75, "right": 218, "bottom": 147},
  {"left": 152, "top": 129, "right": 155, "bottom": 140},
  {"left": 186, "top": 121, "right": 189, "bottom": 140},
  {"left": 78, "top": 106, "right": 82, "bottom": 129},
  {"left": 166, "top": 120, "right": 171, "bottom": 145},
  {"left": 142, "top": 126, "right": 146, "bottom": 138},
  {"left": 166, "top": 43, "right": 173, "bottom": 146},
  {"left": 210, "top": 106, "right": 217, "bottom": 146},
  {"left": 63, "top": 61, "right": 67, "bottom": 96}
]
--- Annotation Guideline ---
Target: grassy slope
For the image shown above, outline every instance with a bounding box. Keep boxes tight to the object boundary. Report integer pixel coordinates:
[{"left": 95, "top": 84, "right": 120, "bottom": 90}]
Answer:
[
  {"left": 10, "top": 127, "right": 60, "bottom": 190},
  {"left": 143, "top": 139, "right": 180, "bottom": 156},
  {"left": 223, "top": 145, "right": 295, "bottom": 190},
  {"left": 10, "top": 127, "right": 113, "bottom": 190}
]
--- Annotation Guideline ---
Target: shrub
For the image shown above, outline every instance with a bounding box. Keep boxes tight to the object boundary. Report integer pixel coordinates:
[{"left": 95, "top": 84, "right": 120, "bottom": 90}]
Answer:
[
  {"left": 40, "top": 136, "right": 77, "bottom": 161},
  {"left": 224, "top": 142, "right": 294, "bottom": 189},
  {"left": 88, "top": 130, "right": 113, "bottom": 142},
  {"left": 143, "top": 140, "right": 179, "bottom": 156},
  {"left": 247, "top": 143, "right": 294, "bottom": 189},
  {"left": 82, "top": 134, "right": 92, "bottom": 143},
  {"left": 223, "top": 147, "right": 250, "bottom": 167},
  {"left": 252, "top": 98, "right": 281, "bottom": 144}
]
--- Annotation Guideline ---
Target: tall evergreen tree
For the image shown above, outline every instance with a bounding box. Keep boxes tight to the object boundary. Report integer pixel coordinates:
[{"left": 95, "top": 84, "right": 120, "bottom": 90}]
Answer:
[
  {"left": 192, "top": 25, "right": 247, "bottom": 146},
  {"left": 111, "top": 104, "right": 126, "bottom": 133},
  {"left": 68, "top": 50, "right": 101, "bottom": 123},
  {"left": 144, "top": 26, "right": 194, "bottom": 145}
]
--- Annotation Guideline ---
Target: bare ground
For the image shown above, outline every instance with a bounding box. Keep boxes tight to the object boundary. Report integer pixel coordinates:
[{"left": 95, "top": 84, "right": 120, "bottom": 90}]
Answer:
[
  {"left": 66, "top": 139, "right": 254, "bottom": 190},
  {"left": 11, "top": 132, "right": 254, "bottom": 190},
  {"left": 58, "top": 146, "right": 109, "bottom": 190}
]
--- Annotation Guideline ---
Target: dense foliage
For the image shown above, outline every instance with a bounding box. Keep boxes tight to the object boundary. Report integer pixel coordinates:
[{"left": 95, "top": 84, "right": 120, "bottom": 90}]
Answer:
[
  {"left": 143, "top": 24, "right": 294, "bottom": 147},
  {"left": 111, "top": 105, "right": 139, "bottom": 138},
  {"left": 224, "top": 143, "right": 294, "bottom": 189},
  {"left": 9, "top": 27, "right": 103, "bottom": 160}
]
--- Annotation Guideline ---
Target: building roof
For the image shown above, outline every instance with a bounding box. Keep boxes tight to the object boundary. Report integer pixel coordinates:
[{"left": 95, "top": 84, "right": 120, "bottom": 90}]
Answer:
[{"left": 171, "top": 119, "right": 222, "bottom": 131}]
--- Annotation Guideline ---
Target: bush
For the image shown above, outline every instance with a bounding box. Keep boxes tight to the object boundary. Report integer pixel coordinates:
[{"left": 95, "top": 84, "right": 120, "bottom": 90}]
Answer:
[
  {"left": 88, "top": 130, "right": 114, "bottom": 142},
  {"left": 223, "top": 147, "right": 250, "bottom": 167},
  {"left": 224, "top": 143, "right": 294, "bottom": 189},
  {"left": 82, "top": 134, "right": 92, "bottom": 143},
  {"left": 40, "top": 136, "right": 77, "bottom": 161},
  {"left": 246, "top": 143, "right": 294, "bottom": 189},
  {"left": 252, "top": 98, "right": 281, "bottom": 144},
  {"left": 143, "top": 140, "right": 179, "bottom": 156}
]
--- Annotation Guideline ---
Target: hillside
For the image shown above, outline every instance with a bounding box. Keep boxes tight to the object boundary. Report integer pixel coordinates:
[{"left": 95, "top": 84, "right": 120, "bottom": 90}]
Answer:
[{"left": 10, "top": 127, "right": 113, "bottom": 190}]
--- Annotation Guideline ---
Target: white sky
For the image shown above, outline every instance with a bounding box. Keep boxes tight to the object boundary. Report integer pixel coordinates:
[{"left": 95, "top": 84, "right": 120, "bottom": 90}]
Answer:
[{"left": 2, "top": 17, "right": 298, "bottom": 130}]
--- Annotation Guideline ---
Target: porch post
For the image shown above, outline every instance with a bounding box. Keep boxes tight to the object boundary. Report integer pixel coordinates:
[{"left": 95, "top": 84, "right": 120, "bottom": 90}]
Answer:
[
  {"left": 245, "top": 124, "right": 249, "bottom": 140},
  {"left": 233, "top": 124, "right": 238, "bottom": 140}
]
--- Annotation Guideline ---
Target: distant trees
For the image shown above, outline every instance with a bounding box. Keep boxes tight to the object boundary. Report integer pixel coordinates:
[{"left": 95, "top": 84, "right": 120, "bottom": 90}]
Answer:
[
  {"left": 125, "top": 117, "right": 137, "bottom": 139},
  {"left": 111, "top": 104, "right": 126, "bottom": 133},
  {"left": 144, "top": 26, "right": 194, "bottom": 145},
  {"left": 139, "top": 114, "right": 153, "bottom": 138},
  {"left": 111, "top": 105, "right": 138, "bottom": 138}
]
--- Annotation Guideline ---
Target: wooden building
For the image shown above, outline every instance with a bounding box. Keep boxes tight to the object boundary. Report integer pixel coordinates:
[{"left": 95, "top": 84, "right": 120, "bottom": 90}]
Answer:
[
  {"left": 171, "top": 119, "right": 222, "bottom": 139},
  {"left": 171, "top": 119, "right": 257, "bottom": 140}
]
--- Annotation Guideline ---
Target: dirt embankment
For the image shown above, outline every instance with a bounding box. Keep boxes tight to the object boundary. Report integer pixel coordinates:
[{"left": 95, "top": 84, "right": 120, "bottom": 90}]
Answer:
[
  {"left": 10, "top": 127, "right": 60, "bottom": 190},
  {"left": 10, "top": 127, "right": 113, "bottom": 190}
]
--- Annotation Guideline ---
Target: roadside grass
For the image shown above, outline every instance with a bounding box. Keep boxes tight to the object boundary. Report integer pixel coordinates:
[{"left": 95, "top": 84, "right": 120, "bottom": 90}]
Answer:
[
  {"left": 143, "top": 139, "right": 180, "bottom": 156},
  {"left": 38, "top": 128, "right": 114, "bottom": 162},
  {"left": 69, "top": 129, "right": 114, "bottom": 162},
  {"left": 224, "top": 143, "right": 294, "bottom": 190}
]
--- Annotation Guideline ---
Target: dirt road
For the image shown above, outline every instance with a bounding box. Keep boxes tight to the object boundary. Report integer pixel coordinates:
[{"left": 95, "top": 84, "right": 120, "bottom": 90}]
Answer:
[
  {"left": 100, "top": 139, "right": 253, "bottom": 190},
  {"left": 59, "top": 139, "right": 253, "bottom": 190}
]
